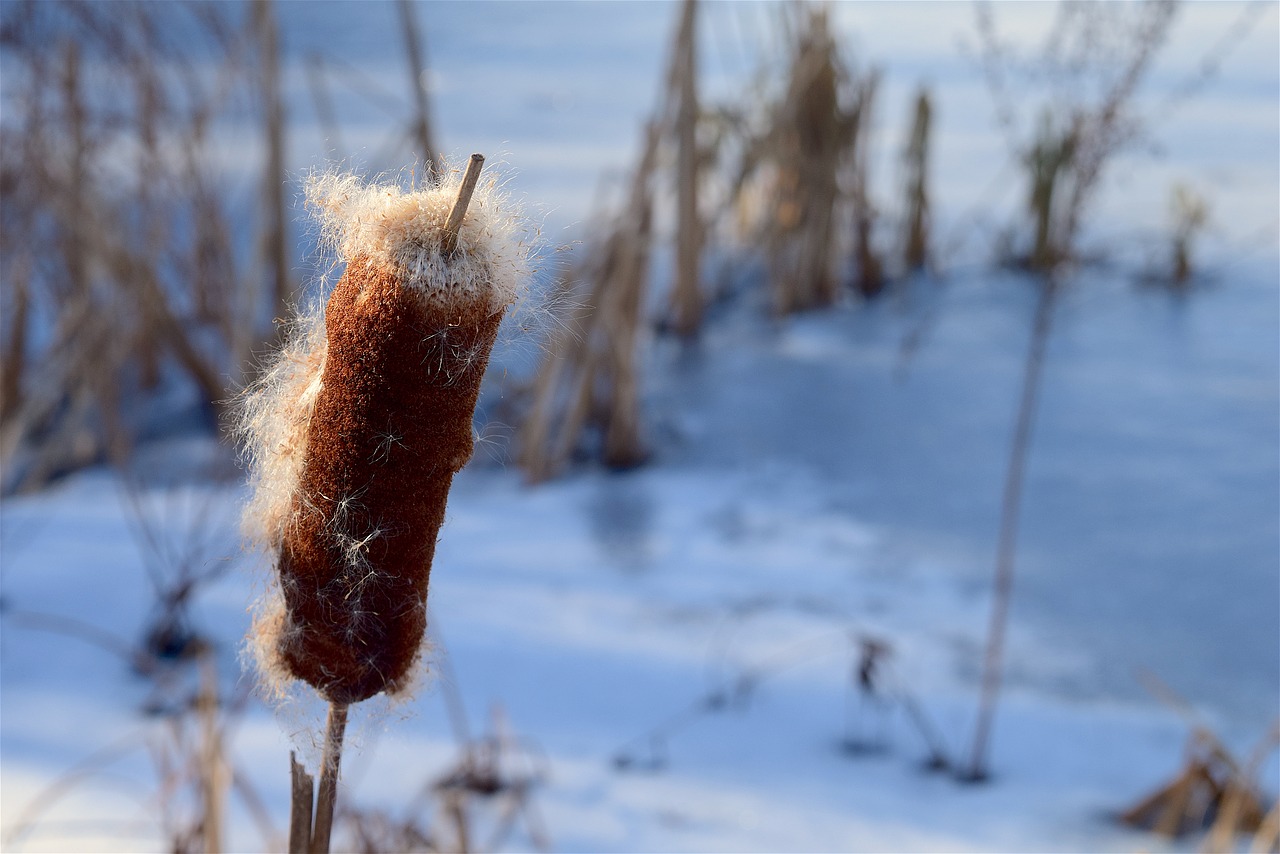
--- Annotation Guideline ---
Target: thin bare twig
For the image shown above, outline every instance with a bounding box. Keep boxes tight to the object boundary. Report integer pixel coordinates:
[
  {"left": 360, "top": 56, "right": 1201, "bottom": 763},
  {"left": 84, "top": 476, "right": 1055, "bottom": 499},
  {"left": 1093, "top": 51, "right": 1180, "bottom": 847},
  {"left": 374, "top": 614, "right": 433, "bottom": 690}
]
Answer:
[{"left": 964, "top": 275, "right": 1058, "bottom": 782}]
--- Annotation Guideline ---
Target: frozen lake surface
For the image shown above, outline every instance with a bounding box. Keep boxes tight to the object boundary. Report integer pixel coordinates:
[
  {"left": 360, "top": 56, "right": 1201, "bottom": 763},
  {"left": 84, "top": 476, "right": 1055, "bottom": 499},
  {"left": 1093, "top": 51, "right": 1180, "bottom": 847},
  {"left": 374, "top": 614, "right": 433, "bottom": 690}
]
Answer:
[{"left": 650, "top": 261, "right": 1279, "bottom": 738}]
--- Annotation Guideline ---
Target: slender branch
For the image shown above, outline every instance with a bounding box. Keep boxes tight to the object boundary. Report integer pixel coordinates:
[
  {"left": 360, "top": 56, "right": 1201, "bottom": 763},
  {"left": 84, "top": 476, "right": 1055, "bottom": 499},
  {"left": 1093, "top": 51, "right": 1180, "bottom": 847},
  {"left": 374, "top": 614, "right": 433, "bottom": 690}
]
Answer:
[
  {"left": 441, "top": 153, "right": 485, "bottom": 258},
  {"left": 965, "top": 275, "right": 1058, "bottom": 782},
  {"left": 309, "top": 703, "right": 348, "bottom": 854}
]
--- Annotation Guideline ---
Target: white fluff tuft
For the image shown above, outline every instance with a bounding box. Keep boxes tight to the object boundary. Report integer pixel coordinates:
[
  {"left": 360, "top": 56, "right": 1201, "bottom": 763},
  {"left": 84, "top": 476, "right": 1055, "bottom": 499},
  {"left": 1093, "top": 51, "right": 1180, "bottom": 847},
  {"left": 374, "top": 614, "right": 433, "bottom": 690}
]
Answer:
[
  {"left": 305, "top": 161, "right": 533, "bottom": 313},
  {"left": 237, "top": 305, "right": 327, "bottom": 550}
]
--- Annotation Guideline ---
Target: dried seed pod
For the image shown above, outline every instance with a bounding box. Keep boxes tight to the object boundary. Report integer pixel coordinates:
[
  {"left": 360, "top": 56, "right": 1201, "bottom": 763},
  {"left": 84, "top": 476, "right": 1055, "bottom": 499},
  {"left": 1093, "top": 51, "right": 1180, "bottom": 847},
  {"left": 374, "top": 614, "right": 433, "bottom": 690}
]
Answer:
[{"left": 240, "top": 161, "right": 531, "bottom": 704}]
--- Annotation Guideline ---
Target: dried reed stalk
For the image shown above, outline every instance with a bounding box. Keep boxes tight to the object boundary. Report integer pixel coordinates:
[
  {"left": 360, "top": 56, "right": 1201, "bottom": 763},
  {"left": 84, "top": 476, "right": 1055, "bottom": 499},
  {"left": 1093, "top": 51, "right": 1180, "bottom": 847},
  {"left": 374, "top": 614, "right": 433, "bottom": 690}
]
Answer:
[
  {"left": 963, "top": 2, "right": 1179, "bottom": 782},
  {"left": 519, "top": 0, "right": 712, "bottom": 479},
  {"left": 254, "top": 0, "right": 292, "bottom": 319},
  {"left": 515, "top": 272, "right": 594, "bottom": 483},
  {"left": 197, "top": 654, "right": 227, "bottom": 854},
  {"left": 0, "top": 259, "right": 29, "bottom": 425},
  {"left": 1252, "top": 802, "right": 1280, "bottom": 853},
  {"left": 397, "top": 0, "right": 444, "bottom": 179},
  {"left": 764, "top": 5, "right": 855, "bottom": 314},
  {"left": 964, "top": 274, "right": 1057, "bottom": 782},
  {"left": 900, "top": 87, "right": 932, "bottom": 274},
  {"left": 1120, "top": 724, "right": 1276, "bottom": 844},
  {"left": 1169, "top": 183, "right": 1208, "bottom": 287},
  {"left": 1026, "top": 114, "right": 1078, "bottom": 273},
  {"left": 850, "top": 69, "right": 883, "bottom": 298},
  {"left": 598, "top": 130, "right": 657, "bottom": 469},
  {"left": 669, "top": 0, "right": 702, "bottom": 339},
  {"left": 517, "top": 124, "right": 659, "bottom": 481}
]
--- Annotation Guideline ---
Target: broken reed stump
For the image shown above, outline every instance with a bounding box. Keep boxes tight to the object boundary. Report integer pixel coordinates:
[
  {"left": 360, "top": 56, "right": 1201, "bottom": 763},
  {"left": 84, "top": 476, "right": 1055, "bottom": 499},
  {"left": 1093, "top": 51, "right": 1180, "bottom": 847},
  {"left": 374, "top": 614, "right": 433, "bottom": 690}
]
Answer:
[
  {"left": 240, "top": 154, "right": 531, "bottom": 853},
  {"left": 288, "top": 754, "right": 314, "bottom": 854}
]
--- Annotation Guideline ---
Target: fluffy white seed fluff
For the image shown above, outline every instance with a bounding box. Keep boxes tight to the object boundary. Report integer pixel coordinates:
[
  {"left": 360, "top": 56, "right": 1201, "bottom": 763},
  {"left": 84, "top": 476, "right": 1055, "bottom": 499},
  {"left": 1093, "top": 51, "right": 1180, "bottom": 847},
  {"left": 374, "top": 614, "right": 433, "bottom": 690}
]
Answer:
[
  {"left": 306, "top": 164, "right": 532, "bottom": 314},
  {"left": 238, "top": 308, "right": 327, "bottom": 551}
]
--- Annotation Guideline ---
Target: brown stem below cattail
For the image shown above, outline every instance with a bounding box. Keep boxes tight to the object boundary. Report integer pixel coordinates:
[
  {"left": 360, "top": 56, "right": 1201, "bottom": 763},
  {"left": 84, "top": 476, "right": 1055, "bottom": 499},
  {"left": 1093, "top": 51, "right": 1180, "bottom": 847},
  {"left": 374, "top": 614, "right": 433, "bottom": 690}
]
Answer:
[
  {"left": 309, "top": 703, "right": 348, "bottom": 854},
  {"left": 441, "top": 153, "right": 485, "bottom": 257}
]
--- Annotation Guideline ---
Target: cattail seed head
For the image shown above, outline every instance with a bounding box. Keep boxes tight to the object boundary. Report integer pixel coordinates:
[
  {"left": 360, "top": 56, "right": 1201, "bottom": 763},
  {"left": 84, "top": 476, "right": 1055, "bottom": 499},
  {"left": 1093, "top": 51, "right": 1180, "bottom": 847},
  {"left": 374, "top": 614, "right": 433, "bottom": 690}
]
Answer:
[{"left": 240, "top": 162, "right": 531, "bottom": 704}]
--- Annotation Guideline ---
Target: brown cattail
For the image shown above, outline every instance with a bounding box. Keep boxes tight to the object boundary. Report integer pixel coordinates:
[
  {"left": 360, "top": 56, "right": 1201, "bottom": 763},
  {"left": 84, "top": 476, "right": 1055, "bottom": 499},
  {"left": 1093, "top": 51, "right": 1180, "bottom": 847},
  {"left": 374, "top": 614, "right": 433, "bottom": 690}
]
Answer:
[{"left": 240, "top": 158, "right": 530, "bottom": 705}]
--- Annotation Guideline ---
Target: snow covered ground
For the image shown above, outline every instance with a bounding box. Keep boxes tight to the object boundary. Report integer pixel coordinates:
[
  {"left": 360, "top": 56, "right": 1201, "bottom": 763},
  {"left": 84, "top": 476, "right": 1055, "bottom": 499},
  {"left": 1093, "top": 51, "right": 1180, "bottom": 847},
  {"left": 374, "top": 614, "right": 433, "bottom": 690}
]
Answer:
[
  {"left": 2, "top": 1, "right": 1278, "bottom": 852},
  {"left": 0, "top": 434, "right": 1256, "bottom": 853}
]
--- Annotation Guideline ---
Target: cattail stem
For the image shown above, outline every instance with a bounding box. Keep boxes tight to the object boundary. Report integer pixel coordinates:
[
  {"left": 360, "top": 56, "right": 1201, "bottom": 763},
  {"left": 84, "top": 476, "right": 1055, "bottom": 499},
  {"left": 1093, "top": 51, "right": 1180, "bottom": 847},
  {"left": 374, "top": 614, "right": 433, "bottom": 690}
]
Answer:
[
  {"left": 441, "top": 153, "right": 485, "bottom": 257},
  {"left": 309, "top": 703, "right": 348, "bottom": 854}
]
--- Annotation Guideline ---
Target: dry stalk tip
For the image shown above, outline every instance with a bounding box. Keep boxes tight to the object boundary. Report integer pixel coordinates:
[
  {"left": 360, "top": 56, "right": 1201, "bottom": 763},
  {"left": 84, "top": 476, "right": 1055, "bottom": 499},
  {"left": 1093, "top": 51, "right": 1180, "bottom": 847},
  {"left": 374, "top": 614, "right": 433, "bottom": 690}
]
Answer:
[{"left": 441, "top": 153, "right": 485, "bottom": 257}]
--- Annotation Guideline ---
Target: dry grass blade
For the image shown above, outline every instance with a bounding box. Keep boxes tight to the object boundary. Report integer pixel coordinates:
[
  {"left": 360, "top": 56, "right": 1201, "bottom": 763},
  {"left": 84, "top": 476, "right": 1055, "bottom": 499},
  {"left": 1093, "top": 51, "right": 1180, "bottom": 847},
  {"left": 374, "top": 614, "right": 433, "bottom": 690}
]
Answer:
[{"left": 1118, "top": 695, "right": 1277, "bottom": 848}]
